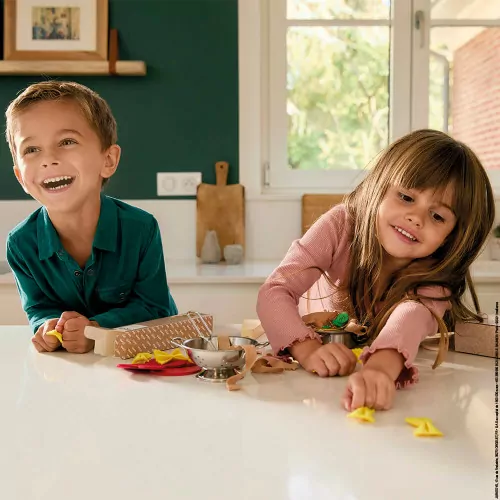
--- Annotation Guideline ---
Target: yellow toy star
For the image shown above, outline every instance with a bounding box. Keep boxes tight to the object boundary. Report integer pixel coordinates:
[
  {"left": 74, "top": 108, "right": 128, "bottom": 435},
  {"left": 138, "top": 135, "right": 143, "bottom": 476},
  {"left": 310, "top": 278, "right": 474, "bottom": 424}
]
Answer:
[
  {"left": 46, "top": 329, "right": 63, "bottom": 344},
  {"left": 405, "top": 417, "right": 443, "bottom": 437},
  {"left": 347, "top": 406, "right": 375, "bottom": 423}
]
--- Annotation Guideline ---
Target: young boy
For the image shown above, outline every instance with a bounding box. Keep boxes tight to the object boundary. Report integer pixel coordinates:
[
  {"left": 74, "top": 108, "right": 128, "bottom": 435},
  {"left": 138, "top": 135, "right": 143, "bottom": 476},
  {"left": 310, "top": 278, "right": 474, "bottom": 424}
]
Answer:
[{"left": 5, "top": 81, "right": 178, "bottom": 354}]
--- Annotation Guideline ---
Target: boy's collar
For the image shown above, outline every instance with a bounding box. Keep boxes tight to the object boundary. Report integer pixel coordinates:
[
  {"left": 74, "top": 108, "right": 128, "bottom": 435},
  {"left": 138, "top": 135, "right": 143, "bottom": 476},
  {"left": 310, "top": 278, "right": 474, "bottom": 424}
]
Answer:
[
  {"left": 37, "top": 209, "right": 62, "bottom": 261},
  {"left": 37, "top": 194, "right": 118, "bottom": 260},
  {"left": 93, "top": 194, "right": 117, "bottom": 253}
]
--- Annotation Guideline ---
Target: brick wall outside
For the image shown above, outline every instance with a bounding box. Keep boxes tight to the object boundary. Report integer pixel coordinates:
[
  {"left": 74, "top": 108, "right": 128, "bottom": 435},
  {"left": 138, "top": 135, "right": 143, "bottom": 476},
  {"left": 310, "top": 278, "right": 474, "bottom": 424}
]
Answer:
[{"left": 452, "top": 27, "right": 500, "bottom": 170}]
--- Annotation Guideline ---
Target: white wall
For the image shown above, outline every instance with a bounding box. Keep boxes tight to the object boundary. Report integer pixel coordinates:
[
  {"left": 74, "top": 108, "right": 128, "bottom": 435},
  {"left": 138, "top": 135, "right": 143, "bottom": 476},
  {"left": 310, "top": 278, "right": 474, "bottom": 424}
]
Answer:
[
  {"left": 0, "top": 197, "right": 499, "bottom": 263},
  {"left": 0, "top": 198, "right": 299, "bottom": 262}
]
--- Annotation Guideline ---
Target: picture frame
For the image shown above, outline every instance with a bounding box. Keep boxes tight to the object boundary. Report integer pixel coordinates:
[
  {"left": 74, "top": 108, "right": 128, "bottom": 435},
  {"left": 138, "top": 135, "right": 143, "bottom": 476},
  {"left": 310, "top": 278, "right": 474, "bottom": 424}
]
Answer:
[{"left": 3, "top": 0, "right": 108, "bottom": 61}]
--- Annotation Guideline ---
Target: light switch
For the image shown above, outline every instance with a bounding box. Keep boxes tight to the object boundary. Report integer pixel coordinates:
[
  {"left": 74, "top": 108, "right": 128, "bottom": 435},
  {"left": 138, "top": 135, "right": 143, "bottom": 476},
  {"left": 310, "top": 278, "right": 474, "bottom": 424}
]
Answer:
[{"left": 157, "top": 172, "right": 202, "bottom": 196}]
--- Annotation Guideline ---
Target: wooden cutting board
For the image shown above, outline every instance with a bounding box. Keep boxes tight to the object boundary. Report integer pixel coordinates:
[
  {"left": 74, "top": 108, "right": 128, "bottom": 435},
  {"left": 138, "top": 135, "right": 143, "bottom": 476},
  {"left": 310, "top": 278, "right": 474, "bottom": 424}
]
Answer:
[
  {"left": 196, "top": 161, "right": 245, "bottom": 258},
  {"left": 301, "top": 194, "right": 345, "bottom": 235}
]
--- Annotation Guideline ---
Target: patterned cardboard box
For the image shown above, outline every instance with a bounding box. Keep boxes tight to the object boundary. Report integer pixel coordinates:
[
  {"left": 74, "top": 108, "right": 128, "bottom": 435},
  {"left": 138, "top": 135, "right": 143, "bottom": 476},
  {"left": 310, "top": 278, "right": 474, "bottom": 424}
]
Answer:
[
  {"left": 454, "top": 315, "right": 499, "bottom": 358},
  {"left": 84, "top": 312, "right": 213, "bottom": 359}
]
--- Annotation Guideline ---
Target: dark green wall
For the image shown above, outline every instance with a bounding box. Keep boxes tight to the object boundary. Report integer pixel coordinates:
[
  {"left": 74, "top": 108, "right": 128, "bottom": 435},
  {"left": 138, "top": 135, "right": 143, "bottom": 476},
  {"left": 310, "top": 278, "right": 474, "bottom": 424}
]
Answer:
[{"left": 0, "top": 0, "right": 238, "bottom": 199}]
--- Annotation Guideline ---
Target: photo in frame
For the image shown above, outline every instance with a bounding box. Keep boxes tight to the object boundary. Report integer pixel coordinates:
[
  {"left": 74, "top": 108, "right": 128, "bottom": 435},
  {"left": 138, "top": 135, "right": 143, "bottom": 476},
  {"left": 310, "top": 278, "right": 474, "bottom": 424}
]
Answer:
[{"left": 3, "top": 0, "right": 108, "bottom": 60}]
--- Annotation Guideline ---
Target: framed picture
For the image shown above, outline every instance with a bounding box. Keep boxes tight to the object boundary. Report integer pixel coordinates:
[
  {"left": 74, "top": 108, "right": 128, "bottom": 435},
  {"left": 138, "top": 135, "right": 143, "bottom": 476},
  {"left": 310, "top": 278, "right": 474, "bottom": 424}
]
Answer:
[{"left": 3, "top": 0, "right": 108, "bottom": 60}]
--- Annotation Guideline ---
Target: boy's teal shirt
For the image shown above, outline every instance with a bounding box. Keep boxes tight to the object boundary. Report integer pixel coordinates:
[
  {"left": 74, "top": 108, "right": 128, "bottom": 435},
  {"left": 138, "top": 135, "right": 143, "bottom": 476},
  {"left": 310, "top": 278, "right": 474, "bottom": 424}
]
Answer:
[{"left": 6, "top": 194, "right": 178, "bottom": 333}]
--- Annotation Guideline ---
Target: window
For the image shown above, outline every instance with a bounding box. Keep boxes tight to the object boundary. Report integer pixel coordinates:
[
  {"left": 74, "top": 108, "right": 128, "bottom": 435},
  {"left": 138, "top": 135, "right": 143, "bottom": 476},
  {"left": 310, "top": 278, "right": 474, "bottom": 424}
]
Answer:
[
  {"left": 412, "top": 0, "right": 500, "bottom": 192},
  {"left": 255, "top": 0, "right": 500, "bottom": 194}
]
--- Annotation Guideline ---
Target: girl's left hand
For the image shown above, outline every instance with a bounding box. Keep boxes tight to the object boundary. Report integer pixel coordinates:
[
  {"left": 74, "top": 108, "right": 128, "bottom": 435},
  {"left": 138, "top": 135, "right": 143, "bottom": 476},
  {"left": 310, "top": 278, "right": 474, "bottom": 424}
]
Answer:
[{"left": 342, "top": 368, "right": 396, "bottom": 411}]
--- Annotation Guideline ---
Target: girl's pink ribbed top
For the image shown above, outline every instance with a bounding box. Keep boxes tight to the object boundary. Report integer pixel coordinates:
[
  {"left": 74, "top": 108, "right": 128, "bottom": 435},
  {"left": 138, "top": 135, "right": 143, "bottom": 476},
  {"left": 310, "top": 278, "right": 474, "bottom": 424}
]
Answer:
[{"left": 256, "top": 204, "right": 450, "bottom": 388}]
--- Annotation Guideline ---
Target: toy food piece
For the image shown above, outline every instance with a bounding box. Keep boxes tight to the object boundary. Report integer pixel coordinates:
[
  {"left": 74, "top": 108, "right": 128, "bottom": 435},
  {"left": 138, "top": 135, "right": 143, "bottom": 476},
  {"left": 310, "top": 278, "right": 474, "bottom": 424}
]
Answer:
[
  {"left": 351, "top": 348, "right": 363, "bottom": 363},
  {"left": 347, "top": 406, "right": 375, "bottom": 423},
  {"left": 345, "top": 320, "right": 367, "bottom": 336},
  {"left": 303, "top": 311, "right": 367, "bottom": 336},
  {"left": 132, "top": 352, "right": 153, "bottom": 364},
  {"left": 153, "top": 348, "right": 192, "bottom": 364},
  {"left": 405, "top": 417, "right": 429, "bottom": 427},
  {"left": 320, "top": 311, "right": 349, "bottom": 330},
  {"left": 46, "top": 329, "right": 63, "bottom": 343},
  {"left": 216, "top": 335, "right": 231, "bottom": 350},
  {"left": 131, "top": 349, "right": 191, "bottom": 365},
  {"left": 333, "top": 312, "right": 349, "bottom": 327},
  {"left": 405, "top": 417, "right": 443, "bottom": 437}
]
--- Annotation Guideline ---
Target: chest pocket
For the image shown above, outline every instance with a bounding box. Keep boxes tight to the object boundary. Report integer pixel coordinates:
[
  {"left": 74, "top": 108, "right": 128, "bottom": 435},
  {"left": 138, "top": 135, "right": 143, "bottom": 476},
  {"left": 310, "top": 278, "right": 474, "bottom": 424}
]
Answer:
[{"left": 96, "top": 283, "right": 132, "bottom": 305}]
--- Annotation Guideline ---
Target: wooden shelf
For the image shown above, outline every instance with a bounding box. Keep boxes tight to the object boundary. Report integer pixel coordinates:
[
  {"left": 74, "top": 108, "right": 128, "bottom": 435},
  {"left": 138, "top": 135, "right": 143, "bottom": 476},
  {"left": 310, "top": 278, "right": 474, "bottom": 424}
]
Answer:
[{"left": 0, "top": 60, "right": 146, "bottom": 76}]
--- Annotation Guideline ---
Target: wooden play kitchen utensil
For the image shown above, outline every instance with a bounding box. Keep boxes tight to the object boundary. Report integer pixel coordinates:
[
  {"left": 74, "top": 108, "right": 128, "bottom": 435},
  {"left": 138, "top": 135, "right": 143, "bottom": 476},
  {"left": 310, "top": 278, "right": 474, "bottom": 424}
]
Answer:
[{"left": 196, "top": 161, "right": 245, "bottom": 259}]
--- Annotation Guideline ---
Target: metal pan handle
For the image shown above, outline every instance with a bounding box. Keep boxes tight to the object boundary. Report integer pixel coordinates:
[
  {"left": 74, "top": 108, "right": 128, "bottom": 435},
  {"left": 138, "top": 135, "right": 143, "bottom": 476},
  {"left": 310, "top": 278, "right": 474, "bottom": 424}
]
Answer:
[
  {"left": 170, "top": 337, "right": 186, "bottom": 350},
  {"left": 255, "top": 341, "right": 270, "bottom": 348}
]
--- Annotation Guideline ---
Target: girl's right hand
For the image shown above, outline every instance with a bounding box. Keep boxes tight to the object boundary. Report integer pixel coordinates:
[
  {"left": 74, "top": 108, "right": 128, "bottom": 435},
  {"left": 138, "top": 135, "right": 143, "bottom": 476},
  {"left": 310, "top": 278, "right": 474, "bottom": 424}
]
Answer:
[
  {"left": 290, "top": 339, "right": 357, "bottom": 377},
  {"left": 342, "top": 368, "right": 396, "bottom": 411}
]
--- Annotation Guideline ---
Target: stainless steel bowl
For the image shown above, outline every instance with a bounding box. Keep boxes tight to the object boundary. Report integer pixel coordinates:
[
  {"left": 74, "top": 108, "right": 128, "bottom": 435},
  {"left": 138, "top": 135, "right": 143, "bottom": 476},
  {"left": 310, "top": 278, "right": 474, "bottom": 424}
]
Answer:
[
  {"left": 171, "top": 336, "right": 262, "bottom": 382},
  {"left": 321, "top": 331, "right": 356, "bottom": 348}
]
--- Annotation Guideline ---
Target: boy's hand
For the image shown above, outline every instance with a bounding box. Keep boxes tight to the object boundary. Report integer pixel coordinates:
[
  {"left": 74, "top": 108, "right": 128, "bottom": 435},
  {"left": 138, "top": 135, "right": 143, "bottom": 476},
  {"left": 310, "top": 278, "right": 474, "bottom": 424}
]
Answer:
[
  {"left": 292, "top": 340, "right": 357, "bottom": 377},
  {"left": 32, "top": 318, "right": 60, "bottom": 352},
  {"left": 55, "top": 311, "right": 81, "bottom": 333},
  {"left": 57, "top": 311, "right": 96, "bottom": 354},
  {"left": 342, "top": 368, "right": 396, "bottom": 411}
]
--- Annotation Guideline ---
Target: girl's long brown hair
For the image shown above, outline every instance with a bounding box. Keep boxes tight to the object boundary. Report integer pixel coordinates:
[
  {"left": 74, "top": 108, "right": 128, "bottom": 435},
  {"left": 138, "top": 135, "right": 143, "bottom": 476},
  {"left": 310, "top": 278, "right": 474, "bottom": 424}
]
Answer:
[{"left": 334, "top": 129, "right": 494, "bottom": 367}]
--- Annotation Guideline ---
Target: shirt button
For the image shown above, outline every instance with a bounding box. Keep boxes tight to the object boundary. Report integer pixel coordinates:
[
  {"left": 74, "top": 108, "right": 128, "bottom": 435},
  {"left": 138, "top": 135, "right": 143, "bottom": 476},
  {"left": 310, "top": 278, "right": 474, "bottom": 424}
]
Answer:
[
  {"left": 119, "top": 292, "right": 126, "bottom": 300},
  {"left": 74, "top": 270, "right": 82, "bottom": 277},
  {"left": 87, "top": 269, "right": 94, "bottom": 276}
]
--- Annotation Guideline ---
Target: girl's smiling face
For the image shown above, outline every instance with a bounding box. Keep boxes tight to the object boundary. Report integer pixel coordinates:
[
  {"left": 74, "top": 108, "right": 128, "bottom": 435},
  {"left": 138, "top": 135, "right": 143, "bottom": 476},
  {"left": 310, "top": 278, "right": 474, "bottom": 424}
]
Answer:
[{"left": 376, "top": 184, "right": 457, "bottom": 267}]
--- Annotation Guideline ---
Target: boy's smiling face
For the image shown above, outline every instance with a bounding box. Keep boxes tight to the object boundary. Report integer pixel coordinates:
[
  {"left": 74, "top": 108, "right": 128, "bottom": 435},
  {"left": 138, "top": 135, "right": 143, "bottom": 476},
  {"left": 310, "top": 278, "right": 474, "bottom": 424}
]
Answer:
[{"left": 12, "top": 99, "right": 120, "bottom": 213}]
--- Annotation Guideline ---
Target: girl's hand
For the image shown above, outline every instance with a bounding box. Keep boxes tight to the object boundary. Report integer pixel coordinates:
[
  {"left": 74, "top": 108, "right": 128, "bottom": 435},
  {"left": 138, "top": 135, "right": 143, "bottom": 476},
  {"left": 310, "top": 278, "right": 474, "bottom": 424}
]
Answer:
[
  {"left": 342, "top": 368, "right": 396, "bottom": 411},
  {"left": 300, "top": 343, "right": 357, "bottom": 377}
]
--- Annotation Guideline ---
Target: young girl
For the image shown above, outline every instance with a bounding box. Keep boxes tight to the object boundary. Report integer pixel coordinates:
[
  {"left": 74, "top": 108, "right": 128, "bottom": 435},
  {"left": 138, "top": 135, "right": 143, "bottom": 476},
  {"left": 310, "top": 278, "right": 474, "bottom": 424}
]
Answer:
[{"left": 257, "top": 129, "right": 495, "bottom": 412}]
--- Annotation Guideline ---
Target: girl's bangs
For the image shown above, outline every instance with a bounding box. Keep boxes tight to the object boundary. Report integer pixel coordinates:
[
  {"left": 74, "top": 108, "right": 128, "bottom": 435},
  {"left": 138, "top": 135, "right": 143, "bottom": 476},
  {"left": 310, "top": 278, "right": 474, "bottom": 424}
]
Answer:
[{"left": 388, "top": 149, "right": 465, "bottom": 212}]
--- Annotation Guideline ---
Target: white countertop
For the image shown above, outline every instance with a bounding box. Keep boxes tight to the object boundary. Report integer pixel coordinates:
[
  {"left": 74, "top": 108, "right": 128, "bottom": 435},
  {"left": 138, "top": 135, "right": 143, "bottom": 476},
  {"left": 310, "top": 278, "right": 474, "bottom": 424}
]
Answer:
[
  {"left": 1, "top": 325, "right": 495, "bottom": 500},
  {"left": 164, "top": 259, "right": 279, "bottom": 284},
  {"left": 0, "top": 258, "right": 499, "bottom": 285}
]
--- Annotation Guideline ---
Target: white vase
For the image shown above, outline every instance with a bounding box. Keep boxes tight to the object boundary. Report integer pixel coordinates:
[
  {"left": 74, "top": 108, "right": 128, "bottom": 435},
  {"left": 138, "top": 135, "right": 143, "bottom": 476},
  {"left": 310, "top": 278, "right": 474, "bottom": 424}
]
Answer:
[
  {"left": 200, "top": 230, "right": 221, "bottom": 263},
  {"left": 491, "top": 238, "right": 500, "bottom": 261}
]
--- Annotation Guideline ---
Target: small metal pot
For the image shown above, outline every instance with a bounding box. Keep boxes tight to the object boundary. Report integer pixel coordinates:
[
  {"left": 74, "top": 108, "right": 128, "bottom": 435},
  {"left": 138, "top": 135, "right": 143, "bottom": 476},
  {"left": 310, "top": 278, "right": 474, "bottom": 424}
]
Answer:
[{"left": 321, "top": 331, "right": 356, "bottom": 349}]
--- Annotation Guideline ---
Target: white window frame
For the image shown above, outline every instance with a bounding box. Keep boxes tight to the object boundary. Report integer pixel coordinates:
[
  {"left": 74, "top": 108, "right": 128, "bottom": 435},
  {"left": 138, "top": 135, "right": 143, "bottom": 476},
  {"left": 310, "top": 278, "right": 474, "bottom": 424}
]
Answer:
[
  {"left": 268, "top": 0, "right": 413, "bottom": 192},
  {"left": 238, "top": 0, "right": 500, "bottom": 197},
  {"left": 238, "top": 0, "right": 266, "bottom": 199},
  {"left": 411, "top": 0, "right": 500, "bottom": 193}
]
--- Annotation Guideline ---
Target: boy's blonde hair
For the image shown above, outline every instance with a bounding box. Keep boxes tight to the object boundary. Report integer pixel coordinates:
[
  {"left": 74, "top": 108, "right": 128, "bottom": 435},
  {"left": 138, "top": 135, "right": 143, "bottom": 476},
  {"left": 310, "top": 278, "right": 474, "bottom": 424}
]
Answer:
[{"left": 5, "top": 80, "right": 117, "bottom": 165}]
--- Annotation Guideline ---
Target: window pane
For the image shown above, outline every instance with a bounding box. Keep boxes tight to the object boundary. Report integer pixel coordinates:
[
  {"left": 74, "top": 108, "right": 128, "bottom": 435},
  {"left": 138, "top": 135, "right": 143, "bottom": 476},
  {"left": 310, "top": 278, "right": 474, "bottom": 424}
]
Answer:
[
  {"left": 287, "top": 26, "right": 390, "bottom": 171},
  {"left": 431, "top": 0, "right": 500, "bottom": 20},
  {"left": 287, "top": 0, "right": 390, "bottom": 20},
  {"left": 429, "top": 52, "right": 448, "bottom": 132},
  {"left": 430, "top": 27, "right": 500, "bottom": 171}
]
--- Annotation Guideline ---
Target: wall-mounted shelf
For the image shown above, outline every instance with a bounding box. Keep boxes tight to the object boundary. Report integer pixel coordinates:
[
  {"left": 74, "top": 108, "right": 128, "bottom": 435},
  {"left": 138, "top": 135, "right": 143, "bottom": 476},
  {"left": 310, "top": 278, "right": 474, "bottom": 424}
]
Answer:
[{"left": 0, "top": 60, "right": 146, "bottom": 76}]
